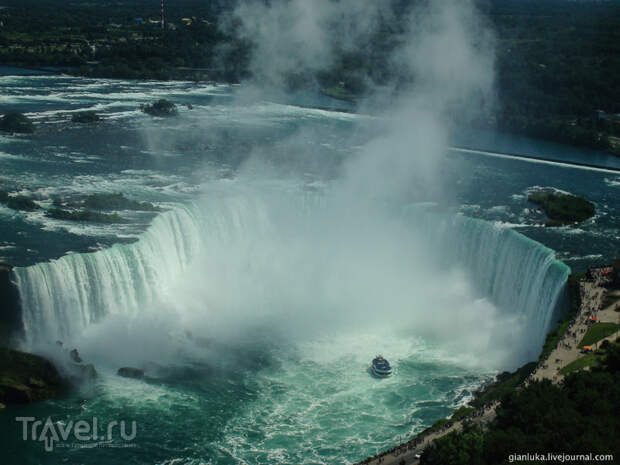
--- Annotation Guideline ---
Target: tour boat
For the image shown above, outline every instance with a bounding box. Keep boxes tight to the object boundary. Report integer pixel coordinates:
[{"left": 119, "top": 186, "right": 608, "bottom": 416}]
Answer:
[{"left": 370, "top": 355, "right": 392, "bottom": 377}]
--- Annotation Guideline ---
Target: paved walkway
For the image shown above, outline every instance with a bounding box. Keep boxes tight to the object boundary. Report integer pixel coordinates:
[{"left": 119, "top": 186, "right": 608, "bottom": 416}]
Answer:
[
  {"left": 354, "top": 278, "right": 619, "bottom": 465},
  {"left": 529, "top": 281, "right": 619, "bottom": 383}
]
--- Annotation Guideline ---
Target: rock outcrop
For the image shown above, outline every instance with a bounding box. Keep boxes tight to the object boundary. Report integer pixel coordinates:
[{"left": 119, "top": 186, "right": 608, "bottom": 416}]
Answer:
[
  {"left": 0, "top": 347, "right": 67, "bottom": 404},
  {"left": 0, "top": 264, "right": 22, "bottom": 345},
  {"left": 117, "top": 367, "right": 144, "bottom": 379}
]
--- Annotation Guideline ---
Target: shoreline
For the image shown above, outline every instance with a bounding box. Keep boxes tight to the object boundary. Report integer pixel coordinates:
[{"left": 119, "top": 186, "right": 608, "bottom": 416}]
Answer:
[
  {"left": 1, "top": 67, "right": 618, "bottom": 159},
  {"left": 0, "top": 64, "right": 62, "bottom": 76},
  {"left": 354, "top": 266, "right": 620, "bottom": 465},
  {"left": 451, "top": 146, "right": 620, "bottom": 174}
]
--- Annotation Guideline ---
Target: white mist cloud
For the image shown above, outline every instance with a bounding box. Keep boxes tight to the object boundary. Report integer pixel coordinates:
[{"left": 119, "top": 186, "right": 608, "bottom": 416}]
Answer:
[
  {"left": 209, "top": 0, "right": 501, "bottom": 366},
  {"left": 70, "top": 1, "right": 510, "bottom": 373},
  {"left": 227, "top": 0, "right": 495, "bottom": 201},
  {"left": 227, "top": 0, "right": 394, "bottom": 88}
]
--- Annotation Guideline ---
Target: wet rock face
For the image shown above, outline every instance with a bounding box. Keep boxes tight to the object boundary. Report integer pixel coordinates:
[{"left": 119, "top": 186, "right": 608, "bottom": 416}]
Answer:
[
  {"left": 117, "top": 367, "right": 145, "bottom": 379},
  {"left": 0, "top": 264, "right": 23, "bottom": 344},
  {"left": 0, "top": 348, "right": 67, "bottom": 404},
  {"left": 0, "top": 340, "right": 98, "bottom": 405},
  {"left": 72, "top": 363, "right": 97, "bottom": 381},
  {"left": 0, "top": 112, "right": 35, "bottom": 134},
  {"left": 70, "top": 348, "right": 83, "bottom": 364}
]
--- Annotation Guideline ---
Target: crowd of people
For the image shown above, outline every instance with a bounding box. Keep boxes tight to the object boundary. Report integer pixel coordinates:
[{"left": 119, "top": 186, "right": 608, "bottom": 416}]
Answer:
[
  {"left": 587, "top": 265, "right": 614, "bottom": 287},
  {"left": 526, "top": 270, "right": 612, "bottom": 385}
]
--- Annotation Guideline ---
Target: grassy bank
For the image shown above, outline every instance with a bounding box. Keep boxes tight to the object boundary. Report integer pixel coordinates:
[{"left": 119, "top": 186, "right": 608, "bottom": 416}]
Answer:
[
  {"left": 561, "top": 339, "right": 620, "bottom": 375},
  {"left": 579, "top": 323, "right": 620, "bottom": 348}
]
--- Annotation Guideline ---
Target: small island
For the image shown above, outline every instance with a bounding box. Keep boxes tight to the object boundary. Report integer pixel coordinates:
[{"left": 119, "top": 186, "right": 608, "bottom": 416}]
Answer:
[
  {"left": 71, "top": 111, "right": 101, "bottom": 124},
  {"left": 0, "top": 190, "right": 40, "bottom": 211},
  {"left": 45, "top": 208, "right": 128, "bottom": 224},
  {"left": 141, "top": 99, "right": 178, "bottom": 117},
  {"left": 528, "top": 191, "right": 595, "bottom": 227},
  {"left": 83, "top": 193, "right": 160, "bottom": 212},
  {"left": 0, "top": 112, "right": 35, "bottom": 134},
  {"left": 0, "top": 190, "right": 158, "bottom": 222}
]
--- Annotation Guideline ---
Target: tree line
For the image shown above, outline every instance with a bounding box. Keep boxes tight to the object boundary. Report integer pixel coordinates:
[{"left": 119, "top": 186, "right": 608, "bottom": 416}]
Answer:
[
  {"left": 421, "top": 340, "right": 620, "bottom": 465},
  {"left": 1, "top": 0, "right": 619, "bottom": 153}
]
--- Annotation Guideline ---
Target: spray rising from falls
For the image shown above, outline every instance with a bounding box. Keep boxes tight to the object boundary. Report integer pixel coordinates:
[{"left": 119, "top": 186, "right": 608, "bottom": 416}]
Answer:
[{"left": 13, "top": 186, "right": 569, "bottom": 367}]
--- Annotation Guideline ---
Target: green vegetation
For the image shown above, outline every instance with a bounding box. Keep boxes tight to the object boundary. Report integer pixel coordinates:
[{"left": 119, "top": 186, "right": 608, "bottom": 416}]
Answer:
[
  {"left": 420, "top": 418, "right": 450, "bottom": 436},
  {"left": 0, "top": 347, "right": 67, "bottom": 404},
  {"left": 561, "top": 340, "right": 620, "bottom": 375},
  {"left": 469, "top": 362, "right": 537, "bottom": 409},
  {"left": 490, "top": 1, "right": 620, "bottom": 154},
  {"left": 141, "top": 99, "right": 178, "bottom": 117},
  {"left": 422, "top": 424, "right": 485, "bottom": 465},
  {"left": 420, "top": 407, "right": 476, "bottom": 436},
  {"left": 0, "top": 112, "right": 34, "bottom": 134},
  {"left": 0, "top": 190, "right": 39, "bottom": 211},
  {"left": 579, "top": 323, "right": 620, "bottom": 348},
  {"left": 46, "top": 208, "right": 128, "bottom": 223},
  {"left": 71, "top": 111, "right": 100, "bottom": 123},
  {"left": 83, "top": 193, "right": 160, "bottom": 211},
  {"left": 560, "top": 350, "right": 605, "bottom": 376},
  {"left": 567, "top": 273, "right": 585, "bottom": 312},
  {"left": 539, "top": 317, "right": 572, "bottom": 359},
  {"left": 539, "top": 316, "right": 574, "bottom": 363},
  {"left": 0, "top": 0, "right": 249, "bottom": 82},
  {"left": 528, "top": 192, "right": 595, "bottom": 226},
  {"left": 450, "top": 407, "right": 475, "bottom": 422},
  {"left": 421, "top": 341, "right": 620, "bottom": 465}
]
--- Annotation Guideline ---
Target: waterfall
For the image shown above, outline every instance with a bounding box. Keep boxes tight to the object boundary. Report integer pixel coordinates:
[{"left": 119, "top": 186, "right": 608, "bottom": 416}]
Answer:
[
  {"left": 14, "top": 205, "right": 201, "bottom": 344},
  {"left": 13, "top": 195, "right": 570, "bottom": 359},
  {"left": 13, "top": 193, "right": 275, "bottom": 345},
  {"left": 415, "top": 212, "right": 570, "bottom": 358}
]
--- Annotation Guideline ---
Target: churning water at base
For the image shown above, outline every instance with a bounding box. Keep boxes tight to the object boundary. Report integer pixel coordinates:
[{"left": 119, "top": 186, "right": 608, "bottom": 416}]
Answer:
[{"left": 11, "top": 182, "right": 570, "bottom": 464}]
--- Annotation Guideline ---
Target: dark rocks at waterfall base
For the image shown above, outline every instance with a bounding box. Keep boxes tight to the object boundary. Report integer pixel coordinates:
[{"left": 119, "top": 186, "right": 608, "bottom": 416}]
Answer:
[
  {"left": 70, "top": 348, "right": 83, "bottom": 363},
  {"left": 117, "top": 367, "right": 145, "bottom": 379},
  {"left": 0, "top": 338, "right": 98, "bottom": 406},
  {"left": 0, "top": 264, "right": 23, "bottom": 344},
  {"left": 0, "top": 347, "right": 67, "bottom": 404}
]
